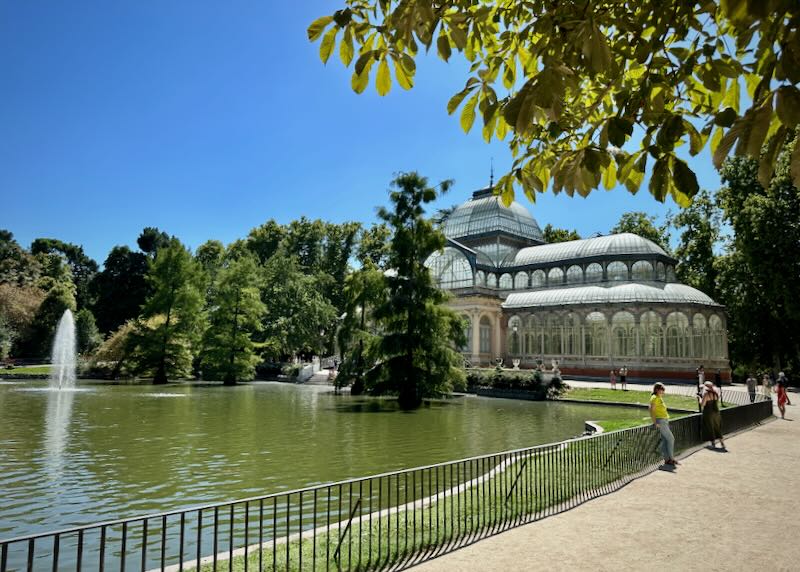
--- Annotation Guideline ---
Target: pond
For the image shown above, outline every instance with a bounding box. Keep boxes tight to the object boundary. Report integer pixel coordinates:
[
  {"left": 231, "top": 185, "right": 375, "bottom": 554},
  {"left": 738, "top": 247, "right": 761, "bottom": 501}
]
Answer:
[{"left": 0, "top": 380, "right": 646, "bottom": 540}]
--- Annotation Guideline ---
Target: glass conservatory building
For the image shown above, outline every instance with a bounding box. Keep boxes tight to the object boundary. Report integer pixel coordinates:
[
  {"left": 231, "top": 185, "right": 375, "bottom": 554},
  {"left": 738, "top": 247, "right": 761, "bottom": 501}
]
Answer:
[{"left": 426, "top": 187, "right": 730, "bottom": 381}]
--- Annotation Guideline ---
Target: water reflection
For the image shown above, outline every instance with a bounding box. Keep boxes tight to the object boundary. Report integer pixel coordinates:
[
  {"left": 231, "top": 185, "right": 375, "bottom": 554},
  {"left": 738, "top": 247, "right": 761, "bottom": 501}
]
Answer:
[{"left": 44, "top": 389, "right": 75, "bottom": 482}]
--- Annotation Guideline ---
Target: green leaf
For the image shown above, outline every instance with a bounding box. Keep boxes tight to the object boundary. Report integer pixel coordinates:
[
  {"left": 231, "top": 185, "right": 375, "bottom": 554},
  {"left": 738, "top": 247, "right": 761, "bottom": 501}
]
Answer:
[
  {"left": 495, "top": 116, "right": 509, "bottom": 141},
  {"left": 437, "top": 34, "right": 452, "bottom": 62},
  {"left": 602, "top": 158, "right": 617, "bottom": 190},
  {"left": 710, "top": 126, "right": 724, "bottom": 154},
  {"left": 502, "top": 57, "right": 516, "bottom": 90},
  {"left": 351, "top": 58, "right": 374, "bottom": 94},
  {"left": 446, "top": 87, "right": 473, "bottom": 115},
  {"left": 608, "top": 117, "right": 633, "bottom": 147},
  {"left": 712, "top": 122, "right": 743, "bottom": 169},
  {"left": 649, "top": 156, "right": 670, "bottom": 202},
  {"left": 393, "top": 56, "right": 414, "bottom": 90},
  {"left": 723, "top": 77, "right": 741, "bottom": 113},
  {"left": 656, "top": 115, "right": 685, "bottom": 149},
  {"left": 671, "top": 157, "right": 699, "bottom": 203},
  {"left": 776, "top": 86, "right": 800, "bottom": 128},
  {"left": 339, "top": 28, "right": 354, "bottom": 66},
  {"left": 460, "top": 91, "right": 480, "bottom": 133},
  {"left": 376, "top": 58, "right": 391, "bottom": 96},
  {"left": 307, "top": 15, "right": 333, "bottom": 41},
  {"left": 757, "top": 126, "right": 785, "bottom": 188},
  {"left": 684, "top": 120, "right": 705, "bottom": 156},
  {"left": 449, "top": 25, "right": 467, "bottom": 50},
  {"left": 319, "top": 27, "right": 338, "bottom": 64},
  {"left": 737, "top": 103, "right": 772, "bottom": 158},
  {"left": 714, "top": 107, "right": 738, "bottom": 127}
]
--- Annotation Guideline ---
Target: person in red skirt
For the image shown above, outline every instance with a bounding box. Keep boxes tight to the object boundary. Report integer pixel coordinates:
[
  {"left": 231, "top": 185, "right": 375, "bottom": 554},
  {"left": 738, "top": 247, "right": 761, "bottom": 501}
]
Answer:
[{"left": 776, "top": 374, "right": 789, "bottom": 419}]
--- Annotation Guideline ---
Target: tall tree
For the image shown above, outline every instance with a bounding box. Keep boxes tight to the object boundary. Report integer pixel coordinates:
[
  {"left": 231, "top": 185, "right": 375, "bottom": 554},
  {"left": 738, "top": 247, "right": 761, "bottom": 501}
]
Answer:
[
  {"left": 75, "top": 308, "right": 102, "bottom": 354},
  {"left": 366, "top": 172, "right": 466, "bottom": 409},
  {"left": 356, "top": 223, "right": 391, "bottom": 269},
  {"left": 137, "top": 227, "right": 171, "bottom": 258},
  {"left": 21, "top": 281, "right": 76, "bottom": 358},
  {"left": 718, "top": 143, "right": 800, "bottom": 372},
  {"left": 669, "top": 190, "right": 721, "bottom": 298},
  {"left": 133, "top": 239, "right": 204, "bottom": 384},
  {"left": 542, "top": 224, "right": 581, "bottom": 244},
  {"left": 611, "top": 212, "right": 671, "bottom": 252},
  {"left": 310, "top": 2, "right": 800, "bottom": 205},
  {"left": 284, "top": 217, "right": 327, "bottom": 272},
  {"left": 201, "top": 255, "right": 266, "bottom": 385},
  {"left": 90, "top": 246, "right": 150, "bottom": 334},
  {"left": 0, "top": 230, "right": 41, "bottom": 286},
  {"left": 260, "top": 252, "right": 336, "bottom": 360},
  {"left": 31, "top": 238, "right": 98, "bottom": 310},
  {"left": 246, "top": 220, "right": 286, "bottom": 264}
]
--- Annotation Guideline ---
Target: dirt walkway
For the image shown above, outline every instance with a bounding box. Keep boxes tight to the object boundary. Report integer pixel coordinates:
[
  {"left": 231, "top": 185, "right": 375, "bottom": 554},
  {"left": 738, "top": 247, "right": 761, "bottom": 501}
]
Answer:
[{"left": 414, "top": 406, "right": 799, "bottom": 572}]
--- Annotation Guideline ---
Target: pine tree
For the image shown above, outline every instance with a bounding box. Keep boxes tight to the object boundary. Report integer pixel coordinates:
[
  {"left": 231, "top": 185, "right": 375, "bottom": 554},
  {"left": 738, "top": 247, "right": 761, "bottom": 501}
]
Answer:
[
  {"left": 366, "top": 172, "right": 466, "bottom": 409},
  {"left": 134, "top": 239, "right": 204, "bottom": 384},
  {"left": 201, "top": 254, "right": 265, "bottom": 384}
]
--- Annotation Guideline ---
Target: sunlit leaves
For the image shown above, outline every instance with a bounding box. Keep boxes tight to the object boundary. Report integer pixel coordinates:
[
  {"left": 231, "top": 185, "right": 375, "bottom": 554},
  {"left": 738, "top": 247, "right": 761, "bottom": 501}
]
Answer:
[{"left": 309, "top": 1, "right": 800, "bottom": 205}]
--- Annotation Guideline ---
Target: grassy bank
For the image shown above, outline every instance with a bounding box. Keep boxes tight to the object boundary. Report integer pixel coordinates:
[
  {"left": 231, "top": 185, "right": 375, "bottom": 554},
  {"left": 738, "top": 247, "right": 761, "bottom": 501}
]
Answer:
[
  {"left": 190, "top": 432, "right": 671, "bottom": 572},
  {"left": 563, "top": 387, "right": 701, "bottom": 411},
  {"left": 1, "top": 365, "right": 52, "bottom": 376}
]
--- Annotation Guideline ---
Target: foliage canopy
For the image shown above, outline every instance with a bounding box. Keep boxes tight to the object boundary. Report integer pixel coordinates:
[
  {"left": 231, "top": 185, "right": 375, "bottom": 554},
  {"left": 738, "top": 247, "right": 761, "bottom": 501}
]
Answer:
[{"left": 309, "top": 1, "right": 800, "bottom": 205}]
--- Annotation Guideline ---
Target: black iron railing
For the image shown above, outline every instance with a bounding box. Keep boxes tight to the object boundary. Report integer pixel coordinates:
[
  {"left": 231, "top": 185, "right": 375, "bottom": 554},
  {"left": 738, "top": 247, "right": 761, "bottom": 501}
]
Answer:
[{"left": 0, "top": 394, "right": 772, "bottom": 572}]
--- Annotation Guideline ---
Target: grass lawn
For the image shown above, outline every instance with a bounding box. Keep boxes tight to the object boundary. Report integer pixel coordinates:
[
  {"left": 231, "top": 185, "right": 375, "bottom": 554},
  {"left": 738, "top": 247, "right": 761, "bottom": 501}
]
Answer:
[
  {"left": 1, "top": 365, "right": 51, "bottom": 375},
  {"left": 191, "top": 430, "right": 677, "bottom": 572},
  {"left": 593, "top": 412, "right": 691, "bottom": 433},
  {"left": 563, "top": 387, "right": 701, "bottom": 411}
]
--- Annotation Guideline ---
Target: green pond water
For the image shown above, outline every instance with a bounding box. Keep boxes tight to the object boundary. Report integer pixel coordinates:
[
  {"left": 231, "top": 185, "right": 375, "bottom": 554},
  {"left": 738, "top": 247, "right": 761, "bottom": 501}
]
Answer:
[{"left": 0, "top": 380, "right": 647, "bottom": 540}]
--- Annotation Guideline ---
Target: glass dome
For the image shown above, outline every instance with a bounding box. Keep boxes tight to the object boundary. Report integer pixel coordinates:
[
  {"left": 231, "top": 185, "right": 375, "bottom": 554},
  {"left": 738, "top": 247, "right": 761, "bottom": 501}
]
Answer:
[
  {"left": 443, "top": 188, "right": 544, "bottom": 243},
  {"left": 512, "top": 233, "right": 670, "bottom": 267}
]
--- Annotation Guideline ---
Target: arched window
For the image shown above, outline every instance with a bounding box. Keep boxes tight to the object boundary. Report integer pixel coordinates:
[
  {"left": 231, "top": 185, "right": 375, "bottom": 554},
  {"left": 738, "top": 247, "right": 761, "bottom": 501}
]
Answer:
[
  {"left": 666, "top": 265, "right": 677, "bottom": 282},
  {"left": 585, "top": 263, "right": 603, "bottom": 283},
  {"left": 692, "top": 314, "right": 707, "bottom": 359},
  {"left": 566, "top": 265, "right": 583, "bottom": 284},
  {"left": 425, "top": 247, "right": 474, "bottom": 289},
  {"left": 487, "top": 273, "right": 498, "bottom": 288},
  {"left": 544, "top": 314, "right": 562, "bottom": 354},
  {"left": 612, "top": 311, "right": 636, "bottom": 357},
  {"left": 475, "top": 270, "right": 486, "bottom": 286},
  {"left": 656, "top": 262, "right": 666, "bottom": 281},
  {"left": 531, "top": 270, "right": 546, "bottom": 288},
  {"left": 547, "top": 267, "right": 564, "bottom": 285},
  {"left": 606, "top": 261, "right": 628, "bottom": 281},
  {"left": 584, "top": 312, "right": 607, "bottom": 357},
  {"left": 632, "top": 260, "right": 654, "bottom": 281},
  {"left": 639, "top": 311, "right": 663, "bottom": 357},
  {"left": 709, "top": 314, "right": 724, "bottom": 358},
  {"left": 526, "top": 315, "right": 542, "bottom": 357},
  {"left": 479, "top": 316, "right": 492, "bottom": 354},
  {"left": 508, "top": 316, "right": 522, "bottom": 355},
  {"left": 564, "top": 313, "right": 581, "bottom": 355},
  {"left": 665, "top": 312, "right": 689, "bottom": 357},
  {"left": 515, "top": 271, "right": 529, "bottom": 289},
  {"left": 499, "top": 273, "right": 513, "bottom": 289}
]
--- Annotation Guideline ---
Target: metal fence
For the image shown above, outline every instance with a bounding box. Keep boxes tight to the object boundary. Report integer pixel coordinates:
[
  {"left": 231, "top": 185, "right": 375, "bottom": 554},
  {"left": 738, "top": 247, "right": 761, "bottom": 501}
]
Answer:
[{"left": 1, "top": 395, "right": 773, "bottom": 572}]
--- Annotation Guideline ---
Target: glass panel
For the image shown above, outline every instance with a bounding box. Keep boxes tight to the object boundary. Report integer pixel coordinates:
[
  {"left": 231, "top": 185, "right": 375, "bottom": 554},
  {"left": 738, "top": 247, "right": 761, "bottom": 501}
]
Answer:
[
  {"left": 475, "top": 270, "right": 485, "bottom": 286},
  {"left": 665, "top": 312, "right": 689, "bottom": 357},
  {"left": 606, "top": 261, "right": 628, "bottom": 281},
  {"left": 487, "top": 273, "right": 498, "bottom": 288},
  {"left": 631, "top": 260, "right": 653, "bottom": 281},
  {"left": 584, "top": 311, "right": 607, "bottom": 357},
  {"left": 566, "top": 265, "right": 583, "bottom": 284},
  {"left": 508, "top": 316, "right": 522, "bottom": 355},
  {"left": 515, "top": 271, "right": 529, "bottom": 289},
  {"left": 666, "top": 265, "right": 676, "bottom": 282},
  {"left": 585, "top": 263, "right": 603, "bottom": 283},
  {"left": 656, "top": 261, "right": 666, "bottom": 281},
  {"left": 547, "top": 267, "right": 564, "bottom": 285},
  {"left": 499, "top": 273, "right": 513, "bottom": 289},
  {"left": 611, "top": 311, "right": 636, "bottom": 357},
  {"left": 709, "top": 314, "right": 723, "bottom": 358},
  {"left": 531, "top": 270, "right": 546, "bottom": 288},
  {"left": 460, "top": 315, "right": 472, "bottom": 352},
  {"left": 425, "top": 247, "right": 473, "bottom": 289},
  {"left": 564, "top": 312, "right": 581, "bottom": 355},
  {"left": 639, "top": 311, "right": 662, "bottom": 357}
]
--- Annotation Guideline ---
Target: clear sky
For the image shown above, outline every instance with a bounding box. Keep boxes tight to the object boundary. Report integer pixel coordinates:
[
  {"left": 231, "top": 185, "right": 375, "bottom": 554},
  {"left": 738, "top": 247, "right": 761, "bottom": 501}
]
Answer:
[{"left": 1, "top": 1, "right": 722, "bottom": 264}]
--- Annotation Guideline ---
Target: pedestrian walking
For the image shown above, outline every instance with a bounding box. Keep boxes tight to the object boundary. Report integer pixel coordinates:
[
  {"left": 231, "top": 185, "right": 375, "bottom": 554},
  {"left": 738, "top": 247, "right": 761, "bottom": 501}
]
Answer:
[
  {"left": 776, "top": 375, "right": 789, "bottom": 419},
  {"left": 700, "top": 381, "right": 725, "bottom": 449},
  {"left": 761, "top": 373, "right": 772, "bottom": 398},
  {"left": 777, "top": 372, "right": 791, "bottom": 405},
  {"left": 619, "top": 365, "right": 628, "bottom": 390},
  {"left": 745, "top": 373, "right": 757, "bottom": 403},
  {"left": 609, "top": 369, "right": 617, "bottom": 390},
  {"left": 650, "top": 382, "right": 678, "bottom": 466}
]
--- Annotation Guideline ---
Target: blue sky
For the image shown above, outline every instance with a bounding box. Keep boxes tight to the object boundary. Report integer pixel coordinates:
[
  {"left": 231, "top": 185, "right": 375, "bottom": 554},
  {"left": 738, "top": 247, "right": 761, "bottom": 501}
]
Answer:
[{"left": 1, "top": 1, "right": 722, "bottom": 264}]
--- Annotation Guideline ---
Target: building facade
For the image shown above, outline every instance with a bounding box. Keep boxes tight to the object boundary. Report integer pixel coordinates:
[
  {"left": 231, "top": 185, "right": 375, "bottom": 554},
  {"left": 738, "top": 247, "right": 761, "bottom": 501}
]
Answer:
[{"left": 425, "top": 187, "right": 730, "bottom": 381}]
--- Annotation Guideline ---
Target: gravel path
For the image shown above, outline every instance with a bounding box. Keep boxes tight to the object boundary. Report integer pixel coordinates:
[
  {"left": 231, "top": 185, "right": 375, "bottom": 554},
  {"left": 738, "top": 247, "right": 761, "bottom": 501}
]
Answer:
[{"left": 413, "top": 404, "right": 798, "bottom": 571}]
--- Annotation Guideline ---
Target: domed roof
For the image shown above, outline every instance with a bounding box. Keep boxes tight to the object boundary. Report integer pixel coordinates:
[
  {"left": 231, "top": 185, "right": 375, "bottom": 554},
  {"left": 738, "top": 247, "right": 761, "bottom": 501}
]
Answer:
[
  {"left": 510, "top": 233, "right": 670, "bottom": 267},
  {"left": 502, "top": 283, "right": 720, "bottom": 309},
  {"left": 443, "top": 188, "right": 544, "bottom": 243}
]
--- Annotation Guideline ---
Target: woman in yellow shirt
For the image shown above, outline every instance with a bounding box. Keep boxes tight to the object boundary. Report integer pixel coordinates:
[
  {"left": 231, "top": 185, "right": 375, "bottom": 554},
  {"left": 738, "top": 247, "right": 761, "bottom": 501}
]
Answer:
[{"left": 650, "top": 382, "right": 678, "bottom": 466}]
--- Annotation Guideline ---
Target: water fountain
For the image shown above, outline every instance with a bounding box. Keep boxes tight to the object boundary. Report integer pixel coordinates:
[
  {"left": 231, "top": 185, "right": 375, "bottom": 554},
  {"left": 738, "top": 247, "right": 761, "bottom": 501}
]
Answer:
[{"left": 49, "top": 309, "right": 76, "bottom": 390}]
